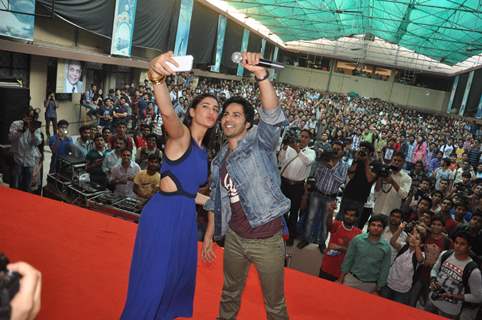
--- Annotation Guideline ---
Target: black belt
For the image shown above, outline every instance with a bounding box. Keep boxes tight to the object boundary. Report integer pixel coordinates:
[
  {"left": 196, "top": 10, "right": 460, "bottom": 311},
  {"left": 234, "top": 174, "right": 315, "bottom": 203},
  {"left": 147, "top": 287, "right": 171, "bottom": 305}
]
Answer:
[
  {"left": 351, "top": 273, "right": 376, "bottom": 284},
  {"left": 315, "top": 189, "right": 338, "bottom": 198},
  {"left": 281, "top": 177, "right": 305, "bottom": 186}
]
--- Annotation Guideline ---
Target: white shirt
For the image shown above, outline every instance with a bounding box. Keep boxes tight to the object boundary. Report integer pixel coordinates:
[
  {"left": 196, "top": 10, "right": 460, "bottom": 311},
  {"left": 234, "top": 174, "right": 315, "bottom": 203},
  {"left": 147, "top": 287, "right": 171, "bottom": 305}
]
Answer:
[
  {"left": 110, "top": 161, "right": 140, "bottom": 197},
  {"left": 374, "top": 170, "right": 412, "bottom": 216},
  {"left": 387, "top": 247, "right": 423, "bottom": 293},
  {"left": 64, "top": 80, "right": 83, "bottom": 93},
  {"left": 278, "top": 145, "right": 316, "bottom": 181},
  {"left": 382, "top": 227, "right": 407, "bottom": 263},
  {"left": 8, "top": 120, "right": 42, "bottom": 167}
]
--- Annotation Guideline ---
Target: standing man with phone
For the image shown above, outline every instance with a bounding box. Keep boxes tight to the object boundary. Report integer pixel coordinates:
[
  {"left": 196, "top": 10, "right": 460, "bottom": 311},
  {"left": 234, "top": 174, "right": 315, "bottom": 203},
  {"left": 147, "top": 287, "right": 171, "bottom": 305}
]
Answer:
[
  {"left": 203, "top": 52, "right": 290, "bottom": 320},
  {"left": 44, "top": 92, "right": 58, "bottom": 137},
  {"left": 8, "top": 108, "right": 43, "bottom": 192}
]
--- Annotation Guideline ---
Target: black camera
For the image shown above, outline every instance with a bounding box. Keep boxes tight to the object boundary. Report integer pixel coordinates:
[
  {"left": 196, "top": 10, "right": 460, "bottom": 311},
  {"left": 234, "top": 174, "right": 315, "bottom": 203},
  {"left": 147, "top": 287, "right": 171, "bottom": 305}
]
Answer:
[
  {"left": 0, "top": 253, "right": 20, "bottom": 319},
  {"left": 372, "top": 161, "right": 393, "bottom": 178},
  {"left": 431, "top": 288, "right": 447, "bottom": 301}
]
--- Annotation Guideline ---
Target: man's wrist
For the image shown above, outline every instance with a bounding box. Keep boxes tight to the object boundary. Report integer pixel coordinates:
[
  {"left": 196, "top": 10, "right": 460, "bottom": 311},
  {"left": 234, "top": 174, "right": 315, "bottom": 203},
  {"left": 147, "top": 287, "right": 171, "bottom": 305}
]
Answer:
[{"left": 254, "top": 70, "right": 269, "bottom": 82}]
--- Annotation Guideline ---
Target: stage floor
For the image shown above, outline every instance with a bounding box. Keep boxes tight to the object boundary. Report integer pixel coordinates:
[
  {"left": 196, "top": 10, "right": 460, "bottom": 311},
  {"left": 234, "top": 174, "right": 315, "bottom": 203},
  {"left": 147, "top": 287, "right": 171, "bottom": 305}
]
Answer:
[{"left": 0, "top": 187, "right": 444, "bottom": 319}]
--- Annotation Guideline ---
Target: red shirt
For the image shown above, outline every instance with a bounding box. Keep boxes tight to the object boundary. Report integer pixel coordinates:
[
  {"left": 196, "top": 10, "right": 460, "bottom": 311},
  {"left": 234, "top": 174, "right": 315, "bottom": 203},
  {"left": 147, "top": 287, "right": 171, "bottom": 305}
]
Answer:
[{"left": 321, "top": 221, "right": 361, "bottom": 278}]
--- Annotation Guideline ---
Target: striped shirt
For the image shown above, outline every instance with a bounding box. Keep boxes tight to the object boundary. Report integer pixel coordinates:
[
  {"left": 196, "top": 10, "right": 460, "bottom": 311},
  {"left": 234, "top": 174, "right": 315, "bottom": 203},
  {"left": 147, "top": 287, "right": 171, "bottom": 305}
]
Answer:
[{"left": 314, "top": 160, "right": 349, "bottom": 194}]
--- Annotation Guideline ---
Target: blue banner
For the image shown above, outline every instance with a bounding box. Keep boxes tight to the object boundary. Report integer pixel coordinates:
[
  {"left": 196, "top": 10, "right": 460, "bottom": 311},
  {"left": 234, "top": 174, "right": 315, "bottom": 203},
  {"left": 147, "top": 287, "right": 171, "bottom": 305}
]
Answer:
[
  {"left": 210, "top": 15, "right": 227, "bottom": 73},
  {"left": 261, "top": 39, "right": 266, "bottom": 57},
  {"left": 273, "top": 46, "right": 279, "bottom": 61},
  {"left": 0, "top": 0, "right": 35, "bottom": 41},
  {"left": 459, "top": 71, "right": 474, "bottom": 116},
  {"left": 447, "top": 75, "right": 459, "bottom": 114},
  {"left": 174, "top": 0, "right": 194, "bottom": 56},
  {"left": 237, "top": 29, "right": 250, "bottom": 76},
  {"left": 111, "top": 0, "right": 137, "bottom": 57}
]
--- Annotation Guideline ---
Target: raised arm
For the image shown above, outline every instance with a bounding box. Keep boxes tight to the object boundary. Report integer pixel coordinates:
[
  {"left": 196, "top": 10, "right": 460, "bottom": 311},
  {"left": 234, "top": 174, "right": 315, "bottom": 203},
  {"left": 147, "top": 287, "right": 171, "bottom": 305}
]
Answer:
[
  {"left": 148, "top": 52, "right": 189, "bottom": 142},
  {"left": 241, "top": 52, "right": 278, "bottom": 111}
]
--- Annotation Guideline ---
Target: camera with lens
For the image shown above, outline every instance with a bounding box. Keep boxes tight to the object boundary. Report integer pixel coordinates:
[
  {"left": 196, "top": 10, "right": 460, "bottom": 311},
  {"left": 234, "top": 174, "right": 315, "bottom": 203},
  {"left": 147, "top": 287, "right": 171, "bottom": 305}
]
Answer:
[
  {"left": 282, "top": 127, "right": 300, "bottom": 146},
  {"left": 371, "top": 161, "right": 393, "bottom": 178},
  {"left": 0, "top": 253, "right": 20, "bottom": 318},
  {"left": 431, "top": 288, "right": 447, "bottom": 301}
]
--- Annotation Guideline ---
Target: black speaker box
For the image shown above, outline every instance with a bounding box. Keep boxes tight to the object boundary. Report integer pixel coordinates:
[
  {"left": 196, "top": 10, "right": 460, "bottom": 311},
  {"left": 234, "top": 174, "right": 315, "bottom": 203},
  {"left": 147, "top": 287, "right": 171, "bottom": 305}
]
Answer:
[{"left": 0, "top": 86, "right": 30, "bottom": 145}]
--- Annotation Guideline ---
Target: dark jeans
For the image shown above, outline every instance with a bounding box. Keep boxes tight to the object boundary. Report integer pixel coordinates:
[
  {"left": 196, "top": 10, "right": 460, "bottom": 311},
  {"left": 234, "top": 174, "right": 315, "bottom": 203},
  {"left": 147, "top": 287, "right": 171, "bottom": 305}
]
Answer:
[
  {"left": 380, "top": 286, "right": 411, "bottom": 305},
  {"left": 45, "top": 116, "right": 57, "bottom": 137},
  {"left": 319, "top": 270, "right": 337, "bottom": 281},
  {"left": 280, "top": 179, "right": 305, "bottom": 240},
  {"left": 11, "top": 163, "right": 33, "bottom": 193},
  {"left": 336, "top": 196, "right": 365, "bottom": 221},
  {"left": 302, "top": 191, "right": 335, "bottom": 250}
]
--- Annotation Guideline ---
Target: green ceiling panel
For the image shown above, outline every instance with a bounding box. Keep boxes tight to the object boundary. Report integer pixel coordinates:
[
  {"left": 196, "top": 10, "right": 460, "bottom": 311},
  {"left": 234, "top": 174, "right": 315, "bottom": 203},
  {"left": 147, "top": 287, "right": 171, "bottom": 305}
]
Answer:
[{"left": 225, "top": 0, "right": 482, "bottom": 65}]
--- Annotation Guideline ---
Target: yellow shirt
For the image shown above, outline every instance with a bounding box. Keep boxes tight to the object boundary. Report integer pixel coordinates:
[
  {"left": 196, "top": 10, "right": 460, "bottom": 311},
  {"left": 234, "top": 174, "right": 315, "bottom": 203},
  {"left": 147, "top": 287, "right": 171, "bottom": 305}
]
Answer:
[
  {"left": 455, "top": 147, "right": 465, "bottom": 159},
  {"left": 133, "top": 170, "right": 160, "bottom": 199}
]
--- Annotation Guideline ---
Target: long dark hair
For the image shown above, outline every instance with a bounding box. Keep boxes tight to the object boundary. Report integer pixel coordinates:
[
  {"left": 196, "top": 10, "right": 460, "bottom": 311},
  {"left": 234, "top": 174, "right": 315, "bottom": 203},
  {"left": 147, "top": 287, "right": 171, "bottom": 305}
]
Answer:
[{"left": 183, "top": 93, "right": 219, "bottom": 147}]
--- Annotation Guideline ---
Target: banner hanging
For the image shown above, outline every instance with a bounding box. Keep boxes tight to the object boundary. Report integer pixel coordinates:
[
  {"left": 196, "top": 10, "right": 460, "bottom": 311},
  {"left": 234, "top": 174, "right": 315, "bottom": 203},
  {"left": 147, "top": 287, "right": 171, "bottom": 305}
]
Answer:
[
  {"left": 236, "top": 29, "right": 250, "bottom": 76},
  {"left": 174, "top": 0, "right": 194, "bottom": 56},
  {"left": 210, "top": 15, "right": 227, "bottom": 73},
  {"left": 0, "top": 0, "right": 35, "bottom": 41},
  {"left": 111, "top": 0, "right": 137, "bottom": 57}
]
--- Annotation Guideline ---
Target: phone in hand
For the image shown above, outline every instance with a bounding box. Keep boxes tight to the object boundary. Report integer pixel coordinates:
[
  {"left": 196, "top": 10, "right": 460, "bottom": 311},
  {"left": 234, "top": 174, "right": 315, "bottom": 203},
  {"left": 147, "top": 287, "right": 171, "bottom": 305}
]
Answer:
[{"left": 166, "top": 55, "right": 193, "bottom": 72}]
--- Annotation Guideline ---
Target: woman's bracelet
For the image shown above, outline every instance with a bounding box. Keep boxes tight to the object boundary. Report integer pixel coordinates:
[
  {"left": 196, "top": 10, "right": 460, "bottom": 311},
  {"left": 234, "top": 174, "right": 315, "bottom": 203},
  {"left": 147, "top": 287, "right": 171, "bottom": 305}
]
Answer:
[{"left": 147, "top": 70, "right": 166, "bottom": 86}]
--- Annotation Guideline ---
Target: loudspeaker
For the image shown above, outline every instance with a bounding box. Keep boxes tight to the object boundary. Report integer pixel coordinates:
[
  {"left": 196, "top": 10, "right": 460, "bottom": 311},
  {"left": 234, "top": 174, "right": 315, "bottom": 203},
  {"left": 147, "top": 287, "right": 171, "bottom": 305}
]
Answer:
[{"left": 0, "top": 86, "right": 30, "bottom": 145}]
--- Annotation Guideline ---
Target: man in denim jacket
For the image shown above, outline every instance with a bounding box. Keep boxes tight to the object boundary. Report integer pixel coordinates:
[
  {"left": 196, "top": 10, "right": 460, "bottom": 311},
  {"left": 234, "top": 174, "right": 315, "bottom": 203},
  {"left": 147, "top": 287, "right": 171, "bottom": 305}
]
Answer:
[{"left": 203, "top": 52, "right": 290, "bottom": 320}]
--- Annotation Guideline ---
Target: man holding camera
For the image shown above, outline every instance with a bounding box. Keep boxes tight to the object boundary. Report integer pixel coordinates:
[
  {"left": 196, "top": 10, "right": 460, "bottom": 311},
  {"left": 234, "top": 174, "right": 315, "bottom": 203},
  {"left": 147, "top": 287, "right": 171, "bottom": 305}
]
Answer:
[
  {"left": 8, "top": 108, "right": 43, "bottom": 193},
  {"left": 373, "top": 151, "right": 412, "bottom": 217},
  {"left": 278, "top": 129, "right": 316, "bottom": 246},
  {"left": 337, "top": 142, "right": 377, "bottom": 221},
  {"left": 44, "top": 92, "right": 58, "bottom": 137}
]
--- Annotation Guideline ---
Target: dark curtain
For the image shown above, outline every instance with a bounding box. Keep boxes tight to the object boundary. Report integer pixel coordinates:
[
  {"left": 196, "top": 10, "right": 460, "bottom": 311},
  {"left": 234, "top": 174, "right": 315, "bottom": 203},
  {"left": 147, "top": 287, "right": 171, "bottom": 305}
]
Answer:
[
  {"left": 220, "top": 19, "right": 243, "bottom": 75},
  {"left": 452, "top": 73, "right": 468, "bottom": 112},
  {"left": 132, "top": 0, "right": 179, "bottom": 51},
  {"left": 187, "top": 1, "right": 218, "bottom": 66},
  {"left": 37, "top": 0, "right": 115, "bottom": 37},
  {"left": 465, "top": 69, "right": 482, "bottom": 117}
]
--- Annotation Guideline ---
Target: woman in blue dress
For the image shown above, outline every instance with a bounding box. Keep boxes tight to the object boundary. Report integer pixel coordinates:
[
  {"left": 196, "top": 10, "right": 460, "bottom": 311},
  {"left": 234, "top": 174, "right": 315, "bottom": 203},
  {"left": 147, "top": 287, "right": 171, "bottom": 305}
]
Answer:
[{"left": 121, "top": 51, "right": 219, "bottom": 319}]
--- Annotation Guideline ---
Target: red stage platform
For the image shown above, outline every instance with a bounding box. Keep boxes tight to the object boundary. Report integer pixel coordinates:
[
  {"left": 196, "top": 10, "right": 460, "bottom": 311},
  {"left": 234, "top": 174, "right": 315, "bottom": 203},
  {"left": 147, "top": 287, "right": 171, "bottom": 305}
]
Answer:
[{"left": 0, "top": 187, "right": 444, "bottom": 319}]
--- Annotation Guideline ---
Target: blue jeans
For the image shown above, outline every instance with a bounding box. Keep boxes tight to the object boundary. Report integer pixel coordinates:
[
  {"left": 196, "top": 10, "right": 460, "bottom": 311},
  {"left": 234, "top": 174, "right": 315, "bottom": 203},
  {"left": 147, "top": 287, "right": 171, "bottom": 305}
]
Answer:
[
  {"left": 302, "top": 191, "right": 335, "bottom": 249},
  {"left": 11, "top": 163, "right": 33, "bottom": 193}
]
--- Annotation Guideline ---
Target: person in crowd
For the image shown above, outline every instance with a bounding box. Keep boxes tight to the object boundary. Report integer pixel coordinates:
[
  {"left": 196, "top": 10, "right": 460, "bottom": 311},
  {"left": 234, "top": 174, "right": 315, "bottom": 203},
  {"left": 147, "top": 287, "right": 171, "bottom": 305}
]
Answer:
[
  {"left": 82, "top": 83, "right": 98, "bottom": 120},
  {"left": 48, "top": 119, "right": 73, "bottom": 173},
  {"left": 338, "top": 214, "right": 392, "bottom": 294},
  {"left": 403, "top": 135, "right": 416, "bottom": 171},
  {"left": 440, "top": 138, "right": 455, "bottom": 159},
  {"left": 203, "top": 52, "right": 290, "bottom": 319},
  {"left": 113, "top": 96, "right": 129, "bottom": 127},
  {"left": 8, "top": 108, "right": 43, "bottom": 192},
  {"left": 44, "top": 92, "right": 58, "bottom": 137},
  {"left": 298, "top": 140, "right": 348, "bottom": 252},
  {"left": 278, "top": 128, "right": 316, "bottom": 246},
  {"left": 71, "top": 125, "right": 92, "bottom": 159},
  {"left": 373, "top": 152, "right": 412, "bottom": 216},
  {"left": 121, "top": 51, "right": 219, "bottom": 319},
  {"left": 381, "top": 225, "right": 425, "bottom": 305},
  {"left": 337, "top": 141, "right": 377, "bottom": 221},
  {"left": 85, "top": 134, "right": 108, "bottom": 187},
  {"left": 134, "top": 124, "right": 151, "bottom": 149},
  {"left": 110, "top": 148, "right": 140, "bottom": 198},
  {"left": 429, "top": 150, "right": 444, "bottom": 174},
  {"left": 98, "top": 97, "right": 114, "bottom": 129},
  {"left": 103, "top": 136, "right": 127, "bottom": 180},
  {"left": 319, "top": 206, "right": 361, "bottom": 281},
  {"left": 426, "top": 231, "right": 482, "bottom": 319},
  {"left": 102, "top": 127, "right": 113, "bottom": 150},
  {"left": 133, "top": 154, "right": 160, "bottom": 200},
  {"left": 382, "top": 209, "right": 408, "bottom": 262},
  {"left": 412, "top": 136, "right": 428, "bottom": 169},
  {"left": 135, "top": 133, "right": 162, "bottom": 170},
  {"left": 468, "top": 141, "right": 481, "bottom": 169}
]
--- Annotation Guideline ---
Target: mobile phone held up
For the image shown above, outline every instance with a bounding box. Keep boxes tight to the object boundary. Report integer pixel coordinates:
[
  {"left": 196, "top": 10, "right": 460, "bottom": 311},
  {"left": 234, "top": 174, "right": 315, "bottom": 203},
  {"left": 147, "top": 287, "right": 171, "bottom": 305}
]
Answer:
[{"left": 166, "top": 55, "right": 193, "bottom": 72}]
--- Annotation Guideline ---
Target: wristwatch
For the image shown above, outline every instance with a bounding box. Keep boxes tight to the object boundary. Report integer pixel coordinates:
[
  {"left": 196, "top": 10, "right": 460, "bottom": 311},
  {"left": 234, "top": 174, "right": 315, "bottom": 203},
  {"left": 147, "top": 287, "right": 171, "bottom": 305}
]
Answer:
[{"left": 255, "top": 71, "right": 269, "bottom": 82}]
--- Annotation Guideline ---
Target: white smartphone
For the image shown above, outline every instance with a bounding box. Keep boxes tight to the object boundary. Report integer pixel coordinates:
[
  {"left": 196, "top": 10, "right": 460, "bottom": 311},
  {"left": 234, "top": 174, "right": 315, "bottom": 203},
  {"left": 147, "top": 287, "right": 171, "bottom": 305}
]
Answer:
[{"left": 166, "top": 55, "right": 193, "bottom": 72}]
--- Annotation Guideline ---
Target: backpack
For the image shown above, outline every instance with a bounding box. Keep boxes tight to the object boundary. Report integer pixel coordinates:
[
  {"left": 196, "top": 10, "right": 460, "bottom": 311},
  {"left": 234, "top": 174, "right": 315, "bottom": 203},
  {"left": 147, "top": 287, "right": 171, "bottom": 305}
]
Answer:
[{"left": 438, "top": 250, "right": 480, "bottom": 307}]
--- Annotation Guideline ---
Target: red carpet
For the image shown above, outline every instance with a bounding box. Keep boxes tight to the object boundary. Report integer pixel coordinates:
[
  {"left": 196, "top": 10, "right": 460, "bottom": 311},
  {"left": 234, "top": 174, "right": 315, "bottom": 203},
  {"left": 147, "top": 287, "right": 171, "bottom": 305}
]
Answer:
[{"left": 0, "top": 187, "right": 444, "bottom": 319}]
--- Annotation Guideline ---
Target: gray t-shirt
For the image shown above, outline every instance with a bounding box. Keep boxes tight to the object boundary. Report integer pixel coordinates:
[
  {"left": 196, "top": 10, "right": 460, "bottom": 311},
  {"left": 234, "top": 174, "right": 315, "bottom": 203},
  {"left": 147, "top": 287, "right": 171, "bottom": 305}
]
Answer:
[{"left": 430, "top": 252, "right": 482, "bottom": 316}]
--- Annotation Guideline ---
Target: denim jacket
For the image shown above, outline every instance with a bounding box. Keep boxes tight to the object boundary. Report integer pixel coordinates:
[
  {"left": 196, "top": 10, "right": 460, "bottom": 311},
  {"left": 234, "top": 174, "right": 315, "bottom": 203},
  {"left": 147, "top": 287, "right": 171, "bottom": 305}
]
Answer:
[{"left": 204, "top": 106, "right": 290, "bottom": 239}]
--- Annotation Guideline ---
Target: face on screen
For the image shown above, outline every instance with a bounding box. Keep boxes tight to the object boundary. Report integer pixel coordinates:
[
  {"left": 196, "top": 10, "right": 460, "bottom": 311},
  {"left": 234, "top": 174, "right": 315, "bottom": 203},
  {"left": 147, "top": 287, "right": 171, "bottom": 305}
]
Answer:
[{"left": 67, "top": 63, "right": 82, "bottom": 85}]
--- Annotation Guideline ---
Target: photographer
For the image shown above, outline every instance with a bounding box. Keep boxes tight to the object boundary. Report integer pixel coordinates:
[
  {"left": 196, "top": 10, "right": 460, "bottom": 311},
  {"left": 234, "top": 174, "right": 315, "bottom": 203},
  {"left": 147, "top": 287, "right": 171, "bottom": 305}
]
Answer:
[
  {"left": 43, "top": 92, "right": 57, "bottom": 137},
  {"left": 373, "top": 151, "right": 412, "bottom": 217},
  {"left": 426, "top": 231, "right": 482, "bottom": 319},
  {"left": 8, "top": 108, "right": 43, "bottom": 193},
  {"left": 337, "top": 142, "right": 377, "bottom": 221},
  {"left": 48, "top": 120, "right": 73, "bottom": 173},
  {"left": 279, "top": 128, "right": 316, "bottom": 246}
]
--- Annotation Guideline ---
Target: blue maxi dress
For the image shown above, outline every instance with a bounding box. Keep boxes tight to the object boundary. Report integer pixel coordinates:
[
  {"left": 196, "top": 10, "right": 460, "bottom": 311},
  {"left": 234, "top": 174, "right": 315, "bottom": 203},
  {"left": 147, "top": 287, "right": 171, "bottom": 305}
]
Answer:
[{"left": 121, "top": 140, "right": 208, "bottom": 319}]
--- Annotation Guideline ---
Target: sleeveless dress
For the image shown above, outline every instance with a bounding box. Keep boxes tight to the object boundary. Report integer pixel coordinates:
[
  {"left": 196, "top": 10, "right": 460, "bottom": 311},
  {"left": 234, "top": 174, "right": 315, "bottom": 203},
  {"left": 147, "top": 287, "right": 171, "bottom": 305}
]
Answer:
[{"left": 121, "top": 140, "right": 208, "bottom": 319}]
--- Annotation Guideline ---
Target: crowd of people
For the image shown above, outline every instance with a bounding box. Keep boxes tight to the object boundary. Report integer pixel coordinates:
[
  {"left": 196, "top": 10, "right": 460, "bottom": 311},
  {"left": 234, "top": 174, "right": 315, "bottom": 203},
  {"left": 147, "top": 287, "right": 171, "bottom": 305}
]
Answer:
[{"left": 8, "top": 62, "right": 482, "bottom": 319}]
